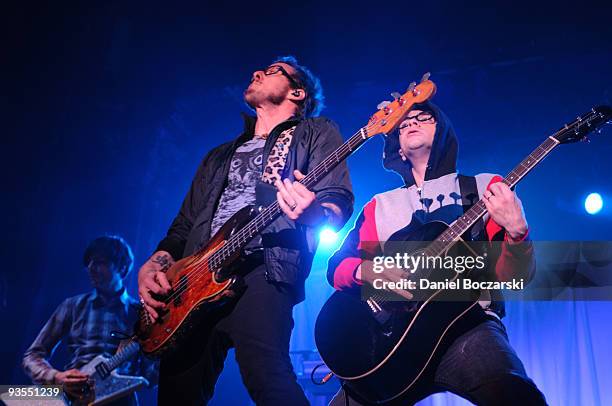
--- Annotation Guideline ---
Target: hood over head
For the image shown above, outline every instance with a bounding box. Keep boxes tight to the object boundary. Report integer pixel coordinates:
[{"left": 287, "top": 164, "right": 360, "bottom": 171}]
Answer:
[{"left": 382, "top": 101, "right": 458, "bottom": 187}]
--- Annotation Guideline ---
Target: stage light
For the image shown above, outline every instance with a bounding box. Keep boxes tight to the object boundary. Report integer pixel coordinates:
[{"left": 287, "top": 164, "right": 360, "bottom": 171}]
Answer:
[
  {"left": 584, "top": 193, "right": 603, "bottom": 215},
  {"left": 319, "top": 227, "right": 338, "bottom": 245}
]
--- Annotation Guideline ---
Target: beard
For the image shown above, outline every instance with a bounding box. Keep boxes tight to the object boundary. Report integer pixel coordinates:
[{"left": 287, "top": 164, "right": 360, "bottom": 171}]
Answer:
[{"left": 244, "top": 85, "right": 287, "bottom": 110}]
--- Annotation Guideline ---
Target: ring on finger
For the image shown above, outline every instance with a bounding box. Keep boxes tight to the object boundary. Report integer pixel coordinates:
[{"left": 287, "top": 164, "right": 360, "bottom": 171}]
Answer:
[{"left": 290, "top": 202, "right": 298, "bottom": 211}]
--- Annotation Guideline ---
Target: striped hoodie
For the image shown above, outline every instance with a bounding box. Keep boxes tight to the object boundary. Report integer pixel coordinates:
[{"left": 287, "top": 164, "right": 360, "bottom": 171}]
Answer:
[{"left": 326, "top": 102, "right": 534, "bottom": 317}]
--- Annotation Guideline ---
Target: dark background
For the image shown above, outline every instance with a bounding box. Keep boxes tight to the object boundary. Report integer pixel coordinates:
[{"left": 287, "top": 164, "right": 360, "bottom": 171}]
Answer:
[{"left": 3, "top": 1, "right": 611, "bottom": 404}]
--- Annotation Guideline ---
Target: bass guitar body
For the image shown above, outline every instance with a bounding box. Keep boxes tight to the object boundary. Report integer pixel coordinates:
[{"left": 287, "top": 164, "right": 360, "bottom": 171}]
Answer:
[
  {"left": 315, "top": 218, "right": 485, "bottom": 404},
  {"left": 136, "top": 205, "right": 262, "bottom": 357}
]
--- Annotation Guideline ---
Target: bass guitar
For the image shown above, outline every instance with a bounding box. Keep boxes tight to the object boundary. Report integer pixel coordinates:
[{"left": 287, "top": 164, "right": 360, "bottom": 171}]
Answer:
[{"left": 136, "top": 74, "right": 437, "bottom": 357}]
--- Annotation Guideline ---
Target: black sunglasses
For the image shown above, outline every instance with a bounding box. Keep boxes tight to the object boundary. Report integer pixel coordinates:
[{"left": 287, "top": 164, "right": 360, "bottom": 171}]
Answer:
[{"left": 263, "top": 65, "right": 302, "bottom": 89}]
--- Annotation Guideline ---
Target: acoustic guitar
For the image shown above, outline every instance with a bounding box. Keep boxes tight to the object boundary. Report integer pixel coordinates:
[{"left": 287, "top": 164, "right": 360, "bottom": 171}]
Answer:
[{"left": 314, "top": 105, "right": 612, "bottom": 404}]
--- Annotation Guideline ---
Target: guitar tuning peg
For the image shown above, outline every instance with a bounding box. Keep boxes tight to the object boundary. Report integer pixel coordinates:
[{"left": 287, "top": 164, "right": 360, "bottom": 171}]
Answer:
[
  {"left": 420, "top": 72, "right": 431, "bottom": 82},
  {"left": 391, "top": 92, "right": 401, "bottom": 99},
  {"left": 377, "top": 101, "right": 391, "bottom": 109},
  {"left": 407, "top": 82, "right": 416, "bottom": 92}
]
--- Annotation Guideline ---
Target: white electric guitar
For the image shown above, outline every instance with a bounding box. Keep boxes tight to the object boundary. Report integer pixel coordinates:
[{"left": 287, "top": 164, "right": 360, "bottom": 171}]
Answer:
[
  {"left": 1, "top": 340, "right": 148, "bottom": 406},
  {"left": 65, "top": 339, "right": 149, "bottom": 406}
]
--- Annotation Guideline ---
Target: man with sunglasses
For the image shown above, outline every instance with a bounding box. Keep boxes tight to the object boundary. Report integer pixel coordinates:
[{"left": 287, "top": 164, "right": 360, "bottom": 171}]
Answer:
[
  {"left": 327, "top": 102, "right": 547, "bottom": 405},
  {"left": 138, "top": 56, "right": 353, "bottom": 405}
]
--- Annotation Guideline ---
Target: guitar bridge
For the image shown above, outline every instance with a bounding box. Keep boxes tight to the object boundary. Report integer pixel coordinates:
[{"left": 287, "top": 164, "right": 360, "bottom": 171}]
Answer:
[{"left": 366, "top": 297, "right": 391, "bottom": 326}]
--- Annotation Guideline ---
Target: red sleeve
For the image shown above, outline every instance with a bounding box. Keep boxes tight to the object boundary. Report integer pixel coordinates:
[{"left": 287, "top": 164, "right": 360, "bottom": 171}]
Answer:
[
  {"left": 328, "top": 199, "right": 381, "bottom": 290},
  {"left": 484, "top": 176, "right": 535, "bottom": 282},
  {"left": 484, "top": 176, "right": 505, "bottom": 241}
]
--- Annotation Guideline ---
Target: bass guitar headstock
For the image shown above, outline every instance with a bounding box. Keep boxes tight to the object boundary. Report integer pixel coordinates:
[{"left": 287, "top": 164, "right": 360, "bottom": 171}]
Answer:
[{"left": 364, "top": 73, "right": 437, "bottom": 137}]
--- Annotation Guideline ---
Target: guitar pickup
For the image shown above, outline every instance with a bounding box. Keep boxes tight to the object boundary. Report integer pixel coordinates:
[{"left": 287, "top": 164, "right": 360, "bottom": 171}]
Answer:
[{"left": 95, "top": 362, "right": 111, "bottom": 379}]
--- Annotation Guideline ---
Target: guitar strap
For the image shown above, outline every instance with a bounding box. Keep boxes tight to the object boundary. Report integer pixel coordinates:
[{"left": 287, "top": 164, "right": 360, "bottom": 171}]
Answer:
[
  {"left": 458, "top": 174, "right": 505, "bottom": 317},
  {"left": 261, "top": 125, "right": 297, "bottom": 185},
  {"left": 458, "top": 174, "right": 485, "bottom": 241}
]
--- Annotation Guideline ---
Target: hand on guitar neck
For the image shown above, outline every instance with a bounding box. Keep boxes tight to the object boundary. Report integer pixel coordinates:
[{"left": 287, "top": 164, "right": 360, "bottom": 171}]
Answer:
[
  {"left": 275, "top": 169, "right": 342, "bottom": 227},
  {"left": 482, "top": 182, "right": 528, "bottom": 241}
]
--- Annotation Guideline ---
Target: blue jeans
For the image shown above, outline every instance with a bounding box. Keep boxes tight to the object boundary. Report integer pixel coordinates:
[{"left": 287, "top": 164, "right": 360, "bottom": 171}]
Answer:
[{"left": 330, "top": 317, "right": 547, "bottom": 405}]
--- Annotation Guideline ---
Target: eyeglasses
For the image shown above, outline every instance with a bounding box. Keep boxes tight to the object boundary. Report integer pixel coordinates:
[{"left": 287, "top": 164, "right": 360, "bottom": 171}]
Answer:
[
  {"left": 262, "top": 65, "right": 302, "bottom": 89},
  {"left": 398, "top": 111, "right": 435, "bottom": 129}
]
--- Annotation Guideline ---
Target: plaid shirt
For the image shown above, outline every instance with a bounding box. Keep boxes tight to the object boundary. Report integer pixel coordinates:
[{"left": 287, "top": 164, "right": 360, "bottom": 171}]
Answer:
[{"left": 22, "top": 288, "right": 157, "bottom": 385}]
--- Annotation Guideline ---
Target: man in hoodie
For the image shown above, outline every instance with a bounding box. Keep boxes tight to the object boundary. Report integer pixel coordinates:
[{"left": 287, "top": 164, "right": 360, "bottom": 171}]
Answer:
[{"left": 327, "top": 102, "right": 547, "bottom": 405}]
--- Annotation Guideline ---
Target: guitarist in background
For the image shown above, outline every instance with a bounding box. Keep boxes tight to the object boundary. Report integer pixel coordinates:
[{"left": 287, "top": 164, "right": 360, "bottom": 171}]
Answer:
[
  {"left": 22, "top": 235, "right": 158, "bottom": 405},
  {"left": 327, "top": 102, "right": 547, "bottom": 405},
  {"left": 137, "top": 56, "right": 353, "bottom": 405}
]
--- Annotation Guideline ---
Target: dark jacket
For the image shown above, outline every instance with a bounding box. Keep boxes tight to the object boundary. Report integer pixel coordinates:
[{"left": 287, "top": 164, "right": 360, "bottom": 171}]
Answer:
[{"left": 157, "top": 114, "right": 354, "bottom": 302}]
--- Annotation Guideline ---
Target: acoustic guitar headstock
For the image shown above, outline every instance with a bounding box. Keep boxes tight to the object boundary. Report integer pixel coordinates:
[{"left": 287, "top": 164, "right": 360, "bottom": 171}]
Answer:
[{"left": 551, "top": 105, "right": 612, "bottom": 144}]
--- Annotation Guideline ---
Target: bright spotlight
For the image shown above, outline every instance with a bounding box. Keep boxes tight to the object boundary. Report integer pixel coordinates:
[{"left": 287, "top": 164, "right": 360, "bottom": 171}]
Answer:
[
  {"left": 585, "top": 193, "right": 603, "bottom": 215},
  {"left": 319, "top": 228, "right": 338, "bottom": 245}
]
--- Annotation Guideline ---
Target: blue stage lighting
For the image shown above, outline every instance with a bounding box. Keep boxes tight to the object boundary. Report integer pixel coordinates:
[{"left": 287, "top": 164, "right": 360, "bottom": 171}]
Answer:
[
  {"left": 584, "top": 193, "right": 603, "bottom": 215},
  {"left": 319, "top": 228, "right": 338, "bottom": 245}
]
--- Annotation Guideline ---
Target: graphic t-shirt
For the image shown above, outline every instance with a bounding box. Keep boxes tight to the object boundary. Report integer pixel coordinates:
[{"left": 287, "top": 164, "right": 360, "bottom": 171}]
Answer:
[{"left": 211, "top": 137, "right": 265, "bottom": 250}]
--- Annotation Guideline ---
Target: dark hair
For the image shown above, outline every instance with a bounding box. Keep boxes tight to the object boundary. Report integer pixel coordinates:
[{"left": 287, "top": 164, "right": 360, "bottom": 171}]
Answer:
[
  {"left": 83, "top": 235, "right": 134, "bottom": 278},
  {"left": 410, "top": 102, "right": 436, "bottom": 115},
  {"left": 274, "top": 55, "right": 325, "bottom": 118}
]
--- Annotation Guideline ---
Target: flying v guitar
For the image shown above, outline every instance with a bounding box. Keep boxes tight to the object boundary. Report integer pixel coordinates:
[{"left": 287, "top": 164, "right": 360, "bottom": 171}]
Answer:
[{"left": 66, "top": 339, "right": 149, "bottom": 406}]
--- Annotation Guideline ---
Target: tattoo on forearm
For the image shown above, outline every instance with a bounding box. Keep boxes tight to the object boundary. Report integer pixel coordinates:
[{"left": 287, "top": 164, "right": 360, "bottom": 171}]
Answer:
[{"left": 152, "top": 254, "right": 173, "bottom": 273}]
